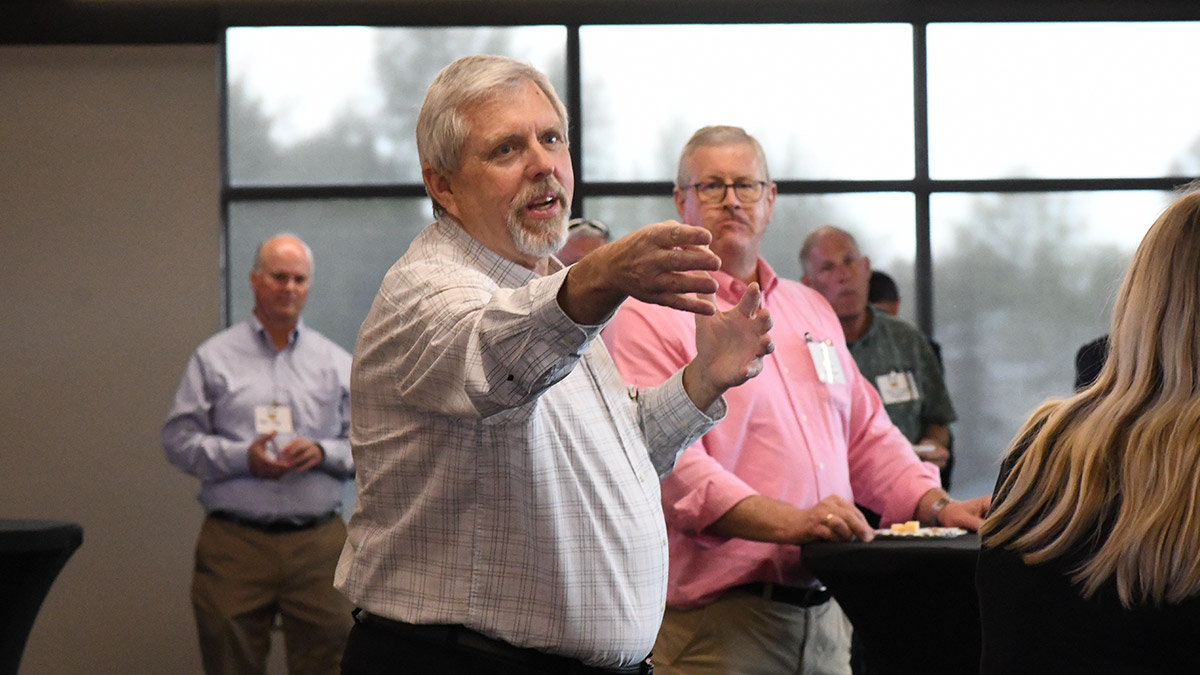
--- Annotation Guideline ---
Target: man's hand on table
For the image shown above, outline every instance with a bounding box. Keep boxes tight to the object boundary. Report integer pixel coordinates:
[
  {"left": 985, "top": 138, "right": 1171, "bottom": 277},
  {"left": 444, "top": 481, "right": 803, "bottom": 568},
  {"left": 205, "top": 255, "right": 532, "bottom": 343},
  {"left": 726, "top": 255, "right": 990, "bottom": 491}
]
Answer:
[
  {"left": 937, "top": 495, "right": 992, "bottom": 531},
  {"left": 707, "top": 494, "right": 874, "bottom": 545},
  {"left": 800, "top": 495, "right": 875, "bottom": 544}
]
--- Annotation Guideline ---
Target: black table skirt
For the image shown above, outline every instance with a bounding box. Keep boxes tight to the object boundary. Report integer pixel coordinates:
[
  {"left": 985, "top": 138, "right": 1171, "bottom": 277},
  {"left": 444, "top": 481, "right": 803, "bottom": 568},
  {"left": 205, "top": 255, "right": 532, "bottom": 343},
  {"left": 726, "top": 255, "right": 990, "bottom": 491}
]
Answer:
[
  {"left": 803, "top": 533, "right": 980, "bottom": 675},
  {"left": 0, "top": 520, "right": 84, "bottom": 675}
]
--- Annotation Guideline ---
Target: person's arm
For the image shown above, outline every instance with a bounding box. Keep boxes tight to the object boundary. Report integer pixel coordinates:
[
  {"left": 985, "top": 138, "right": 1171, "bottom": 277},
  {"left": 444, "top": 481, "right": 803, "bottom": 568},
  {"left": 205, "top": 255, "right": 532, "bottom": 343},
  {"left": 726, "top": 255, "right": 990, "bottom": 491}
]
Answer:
[
  {"left": 273, "top": 341, "right": 355, "bottom": 478},
  {"left": 915, "top": 423, "right": 952, "bottom": 469},
  {"left": 606, "top": 296, "right": 789, "bottom": 539},
  {"left": 913, "top": 488, "right": 991, "bottom": 531},
  {"left": 632, "top": 284, "right": 774, "bottom": 478},
  {"left": 310, "top": 344, "right": 354, "bottom": 478},
  {"left": 915, "top": 334, "right": 956, "bottom": 471},
  {"left": 707, "top": 493, "right": 875, "bottom": 544},
  {"left": 365, "top": 259, "right": 594, "bottom": 419},
  {"left": 161, "top": 352, "right": 254, "bottom": 481},
  {"left": 841, "top": 352, "right": 944, "bottom": 526},
  {"left": 374, "top": 220, "right": 739, "bottom": 422}
]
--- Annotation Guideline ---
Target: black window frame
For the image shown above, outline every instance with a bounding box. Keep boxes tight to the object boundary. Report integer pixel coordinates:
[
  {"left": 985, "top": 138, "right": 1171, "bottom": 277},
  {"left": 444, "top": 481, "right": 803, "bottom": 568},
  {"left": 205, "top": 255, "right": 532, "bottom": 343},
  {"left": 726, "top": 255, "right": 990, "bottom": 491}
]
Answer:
[{"left": 7, "top": 1, "right": 1199, "bottom": 332}]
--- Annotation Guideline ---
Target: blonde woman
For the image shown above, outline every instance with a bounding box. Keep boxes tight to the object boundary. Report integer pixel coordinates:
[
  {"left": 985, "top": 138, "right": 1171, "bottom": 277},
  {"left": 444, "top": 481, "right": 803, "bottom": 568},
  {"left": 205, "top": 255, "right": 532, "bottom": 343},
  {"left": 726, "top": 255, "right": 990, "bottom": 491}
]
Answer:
[{"left": 976, "top": 189, "right": 1200, "bottom": 673}]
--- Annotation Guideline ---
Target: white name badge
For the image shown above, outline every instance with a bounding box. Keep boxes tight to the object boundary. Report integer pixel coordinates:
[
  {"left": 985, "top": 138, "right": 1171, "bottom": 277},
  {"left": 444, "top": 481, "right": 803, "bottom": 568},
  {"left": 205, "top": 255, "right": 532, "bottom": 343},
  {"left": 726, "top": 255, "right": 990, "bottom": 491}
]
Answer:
[
  {"left": 876, "top": 371, "right": 919, "bottom": 405},
  {"left": 254, "top": 405, "right": 294, "bottom": 434},
  {"left": 807, "top": 339, "right": 846, "bottom": 385}
]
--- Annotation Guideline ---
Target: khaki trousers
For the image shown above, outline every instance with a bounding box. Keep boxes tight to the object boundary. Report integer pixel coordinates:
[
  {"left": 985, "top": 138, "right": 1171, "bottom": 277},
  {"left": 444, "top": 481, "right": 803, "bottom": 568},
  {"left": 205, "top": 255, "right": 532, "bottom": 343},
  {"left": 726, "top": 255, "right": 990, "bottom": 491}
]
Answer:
[
  {"left": 191, "top": 515, "right": 353, "bottom": 675},
  {"left": 652, "top": 590, "right": 853, "bottom": 675}
]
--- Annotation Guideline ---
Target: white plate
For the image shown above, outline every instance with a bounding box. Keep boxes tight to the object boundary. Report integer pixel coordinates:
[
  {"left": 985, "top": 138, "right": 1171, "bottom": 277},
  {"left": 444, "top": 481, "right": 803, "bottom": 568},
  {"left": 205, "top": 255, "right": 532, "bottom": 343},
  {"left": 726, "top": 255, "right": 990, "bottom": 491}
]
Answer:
[{"left": 872, "top": 527, "right": 967, "bottom": 538}]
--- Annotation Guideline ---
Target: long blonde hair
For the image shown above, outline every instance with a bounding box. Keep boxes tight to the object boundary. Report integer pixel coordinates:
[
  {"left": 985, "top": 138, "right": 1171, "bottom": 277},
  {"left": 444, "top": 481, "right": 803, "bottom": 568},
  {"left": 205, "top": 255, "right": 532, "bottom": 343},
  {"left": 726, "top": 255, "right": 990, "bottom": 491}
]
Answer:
[{"left": 981, "top": 189, "right": 1200, "bottom": 608}]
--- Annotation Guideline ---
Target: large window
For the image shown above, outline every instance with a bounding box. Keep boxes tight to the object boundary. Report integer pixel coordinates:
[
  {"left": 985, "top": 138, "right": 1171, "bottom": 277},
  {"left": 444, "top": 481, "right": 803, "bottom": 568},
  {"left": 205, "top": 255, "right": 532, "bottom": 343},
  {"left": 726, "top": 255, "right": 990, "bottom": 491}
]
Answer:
[
  {"left": 226, "top": 26, "right": 566, "bottom": 185},
  {"left": 224, "top": 21, "right": 1200, "bottom": 499},
  {"left": 926, "top": 23, "right": 1200, "bottom": 179},
  {"left": 578, "top": 24, "right": 915, "bottom": 182},
  {"left": 930, "top": 190, "right": 1168, "bottom": 493},
  {"left": 225, "top": 25, "right": 566, "bottom": 349}
]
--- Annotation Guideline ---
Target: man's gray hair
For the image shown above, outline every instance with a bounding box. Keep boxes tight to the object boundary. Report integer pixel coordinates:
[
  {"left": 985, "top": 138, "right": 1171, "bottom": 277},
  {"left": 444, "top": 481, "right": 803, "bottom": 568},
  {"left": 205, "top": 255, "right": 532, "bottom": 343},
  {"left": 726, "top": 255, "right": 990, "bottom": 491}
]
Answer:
[
  {"left": 252, "top": 233, "right": 314, "bottom": 274},
  {"left": 676, "top": 125, "right": 771, "bottom": 188},
  {"left": 416, "top": 55, "right": 569, "bottom": 218},
  {"left": 567, "top": 217, "right": 611, "bottom": 242},
  {"left": 798, "top": 225, "right": 860, "bottom": 273}
]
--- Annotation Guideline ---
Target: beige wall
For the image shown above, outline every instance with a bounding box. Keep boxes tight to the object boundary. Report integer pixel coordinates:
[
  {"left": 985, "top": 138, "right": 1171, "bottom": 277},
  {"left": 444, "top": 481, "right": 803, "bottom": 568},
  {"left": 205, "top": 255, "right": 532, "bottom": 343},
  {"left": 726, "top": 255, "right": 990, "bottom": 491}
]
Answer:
[{"left": 0, "top": 44, "right": 232, "bottom": 673}]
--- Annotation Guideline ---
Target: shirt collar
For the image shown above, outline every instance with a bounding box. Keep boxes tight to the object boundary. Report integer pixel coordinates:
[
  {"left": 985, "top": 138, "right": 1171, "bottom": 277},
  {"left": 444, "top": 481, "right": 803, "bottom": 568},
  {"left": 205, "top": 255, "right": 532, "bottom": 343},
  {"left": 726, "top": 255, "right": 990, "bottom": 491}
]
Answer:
[
  {"left": 847, "top": 305, "right": 878, "bottom": 348},
  {"left": 713, "top": 257, "right": 779, "bottom": 303},
  {"left": 436, "top": 217, "right": 560, "bottom": 288},
  {"left": 248, "top": 314, "right": 302, "bottom": 349}
]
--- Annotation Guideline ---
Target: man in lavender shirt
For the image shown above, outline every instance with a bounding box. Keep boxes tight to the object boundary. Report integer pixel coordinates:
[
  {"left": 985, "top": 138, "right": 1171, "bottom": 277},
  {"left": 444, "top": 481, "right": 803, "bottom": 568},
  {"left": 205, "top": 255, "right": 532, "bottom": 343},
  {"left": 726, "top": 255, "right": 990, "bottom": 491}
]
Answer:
[
  {"left": 163, "top": 234, "right": 354, "bottom": 675},
  {"left": 604, "top": 126, "right": 990, "bottom": 675}
]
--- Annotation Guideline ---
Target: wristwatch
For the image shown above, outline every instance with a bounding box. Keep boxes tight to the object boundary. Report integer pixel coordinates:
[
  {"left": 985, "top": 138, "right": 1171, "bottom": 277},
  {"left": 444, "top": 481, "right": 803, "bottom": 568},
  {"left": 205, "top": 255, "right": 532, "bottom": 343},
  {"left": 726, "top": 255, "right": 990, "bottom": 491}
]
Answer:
[{"left": 928, "top": 496, "right": 951, "bottom": 526}]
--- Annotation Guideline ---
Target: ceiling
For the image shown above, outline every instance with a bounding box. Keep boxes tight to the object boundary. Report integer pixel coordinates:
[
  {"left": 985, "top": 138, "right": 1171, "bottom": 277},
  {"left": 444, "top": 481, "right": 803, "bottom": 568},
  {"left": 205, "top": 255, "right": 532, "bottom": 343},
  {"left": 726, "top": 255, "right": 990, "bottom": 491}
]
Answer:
[{"left": 6, "top": 0, "right": 1200, "bottom": 45}]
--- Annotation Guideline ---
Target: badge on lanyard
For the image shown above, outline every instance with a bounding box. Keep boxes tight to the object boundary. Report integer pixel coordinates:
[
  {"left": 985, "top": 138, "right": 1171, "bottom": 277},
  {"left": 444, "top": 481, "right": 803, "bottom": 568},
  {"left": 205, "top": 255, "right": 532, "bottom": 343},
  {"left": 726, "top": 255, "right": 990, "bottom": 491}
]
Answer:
[
  {"left": 254, "top": 404, "right": 294, "bottom": 434},
  {"left": 806, "top": 334, "right": 846, "bottom": 385},
  {"left": 876, "top": 371, "right": 920, "bottom": 404}
]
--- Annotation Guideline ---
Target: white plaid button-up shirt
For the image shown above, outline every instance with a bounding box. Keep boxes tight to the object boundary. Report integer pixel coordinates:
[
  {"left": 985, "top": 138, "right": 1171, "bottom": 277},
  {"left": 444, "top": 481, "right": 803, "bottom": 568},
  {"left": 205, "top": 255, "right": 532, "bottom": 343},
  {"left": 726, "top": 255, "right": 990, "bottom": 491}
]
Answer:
[{"left": 336, "top": 218, "right": 723, "bottom": 668}]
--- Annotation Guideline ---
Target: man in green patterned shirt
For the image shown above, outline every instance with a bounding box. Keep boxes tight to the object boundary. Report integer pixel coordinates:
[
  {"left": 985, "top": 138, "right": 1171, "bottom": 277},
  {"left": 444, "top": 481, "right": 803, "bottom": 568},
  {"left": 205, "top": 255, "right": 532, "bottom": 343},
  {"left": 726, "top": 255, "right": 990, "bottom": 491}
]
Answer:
[{"left": 800, "top": 225, "right": 957, "bottom": 487}]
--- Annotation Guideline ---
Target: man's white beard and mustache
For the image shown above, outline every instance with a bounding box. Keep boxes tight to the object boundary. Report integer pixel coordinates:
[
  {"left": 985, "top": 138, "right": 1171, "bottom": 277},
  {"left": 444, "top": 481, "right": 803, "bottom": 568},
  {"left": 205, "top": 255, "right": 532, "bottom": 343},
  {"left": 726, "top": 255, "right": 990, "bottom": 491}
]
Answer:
[{"left": 507, "top": 176, "right": 570, "bottom": 258}]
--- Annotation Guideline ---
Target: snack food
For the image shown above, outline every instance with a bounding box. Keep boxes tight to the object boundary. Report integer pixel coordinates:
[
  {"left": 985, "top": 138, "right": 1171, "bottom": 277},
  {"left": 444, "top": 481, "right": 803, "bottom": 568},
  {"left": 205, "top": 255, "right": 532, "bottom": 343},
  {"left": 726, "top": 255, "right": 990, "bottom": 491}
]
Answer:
[{"left": 874, "top": 525, "right": 968, "bottom": 538}]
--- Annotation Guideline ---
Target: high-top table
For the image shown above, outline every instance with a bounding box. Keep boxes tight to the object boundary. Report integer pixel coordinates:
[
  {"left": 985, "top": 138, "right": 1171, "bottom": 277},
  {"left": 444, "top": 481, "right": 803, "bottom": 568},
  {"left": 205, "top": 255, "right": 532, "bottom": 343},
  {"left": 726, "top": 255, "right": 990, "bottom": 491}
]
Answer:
[
  {"left": 0, "top": 520, "right": 84, "bottom": 675},
  {"left": 803, "top": 533, "right": 980, "bottom": 675}
]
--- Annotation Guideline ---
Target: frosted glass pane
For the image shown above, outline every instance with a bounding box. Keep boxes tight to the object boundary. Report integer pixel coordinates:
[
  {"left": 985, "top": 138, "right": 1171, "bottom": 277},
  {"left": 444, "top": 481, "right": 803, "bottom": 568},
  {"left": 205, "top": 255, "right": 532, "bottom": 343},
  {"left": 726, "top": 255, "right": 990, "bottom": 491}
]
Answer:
[
  {"left": 581, "top": 24, "right": 914, "bottom": 181},
  {"left": 928, "top": 23, "right": 1200, "bottom": 179},
  {"left": 228, "top": 198, "right": 433, "bottom": 351},
  {"left": 227, "top": 26, "right": 567, "bottom": 186},
  {"left": 930, "top": 190, "right": 1172, "bottom": 498}
]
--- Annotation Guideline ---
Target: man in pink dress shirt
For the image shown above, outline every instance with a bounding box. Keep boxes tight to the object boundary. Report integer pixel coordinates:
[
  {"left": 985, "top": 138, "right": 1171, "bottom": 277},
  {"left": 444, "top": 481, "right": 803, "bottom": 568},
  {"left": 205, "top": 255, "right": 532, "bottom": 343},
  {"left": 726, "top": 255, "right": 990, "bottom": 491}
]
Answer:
[{"left": 603, "top": 126, "right": 990, "bottom": 675}]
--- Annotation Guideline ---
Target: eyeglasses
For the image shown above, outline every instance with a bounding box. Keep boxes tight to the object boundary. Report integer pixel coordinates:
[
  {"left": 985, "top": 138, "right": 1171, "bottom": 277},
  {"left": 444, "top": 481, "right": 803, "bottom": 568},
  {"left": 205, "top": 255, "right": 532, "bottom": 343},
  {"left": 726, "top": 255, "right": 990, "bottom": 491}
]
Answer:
[
  {"left": 567, "top": 218, "right": 610, "bottom": 238},
  {"left": 684, "top": 180, "right": 769, "bottom": 204}
]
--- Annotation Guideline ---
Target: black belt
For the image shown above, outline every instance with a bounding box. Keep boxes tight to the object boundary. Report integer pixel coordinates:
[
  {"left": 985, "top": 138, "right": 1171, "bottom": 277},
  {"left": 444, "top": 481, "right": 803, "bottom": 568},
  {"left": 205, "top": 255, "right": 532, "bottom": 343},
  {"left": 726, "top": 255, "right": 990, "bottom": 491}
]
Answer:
[
  {"left": 208, "top": 510, "right": 338, "bottom": 533},
  {"left": 352, "top": 609, "right": 652, "bottom": 675},
  {"left": 732, "top": 582, "right": 832, "bottom": 608}
]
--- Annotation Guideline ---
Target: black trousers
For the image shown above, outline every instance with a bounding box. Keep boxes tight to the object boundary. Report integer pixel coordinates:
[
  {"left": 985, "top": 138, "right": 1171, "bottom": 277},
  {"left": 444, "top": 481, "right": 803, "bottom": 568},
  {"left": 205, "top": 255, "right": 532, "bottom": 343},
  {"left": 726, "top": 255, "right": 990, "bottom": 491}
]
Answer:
[{"left": 340, "top": 614, "right": 651, "bottom": 675}]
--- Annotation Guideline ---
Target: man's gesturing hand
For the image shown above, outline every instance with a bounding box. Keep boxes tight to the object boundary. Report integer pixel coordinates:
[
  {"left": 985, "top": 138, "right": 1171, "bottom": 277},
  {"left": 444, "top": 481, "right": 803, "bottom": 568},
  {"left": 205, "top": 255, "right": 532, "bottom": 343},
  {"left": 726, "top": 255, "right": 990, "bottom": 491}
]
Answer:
[
  {"left": 682, "top": 282, "right": 774, "bottom": 411},
  {"left": 559, "top": 221, "right": 721, "bottom": 325}
]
